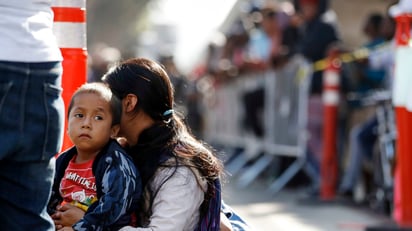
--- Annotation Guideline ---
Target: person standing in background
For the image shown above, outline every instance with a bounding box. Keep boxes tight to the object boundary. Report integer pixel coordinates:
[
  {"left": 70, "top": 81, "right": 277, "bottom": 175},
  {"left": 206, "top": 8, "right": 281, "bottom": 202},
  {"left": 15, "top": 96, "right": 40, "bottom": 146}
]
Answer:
[
  {"left": 0, "top": 1, "right": 65, "bottom": 230},
  {"left": 338, "top": 13, "right": 396, "bottom": 199},
  {"left": 295, "top": 0, "right": 340, "bottom": 196},
  {"left": 87, "top": 43, "right": 122, "bottom": 83},
  {"left": 242, "top": 3, "right": 285, "bottom": 137}
]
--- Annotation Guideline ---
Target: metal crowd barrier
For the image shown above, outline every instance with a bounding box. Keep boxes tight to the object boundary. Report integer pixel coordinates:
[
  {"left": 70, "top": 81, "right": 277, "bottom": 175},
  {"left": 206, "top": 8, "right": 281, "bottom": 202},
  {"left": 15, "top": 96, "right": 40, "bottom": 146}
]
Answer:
[{"left": 203, "top": 55, "right": 312, "bottom": 194}]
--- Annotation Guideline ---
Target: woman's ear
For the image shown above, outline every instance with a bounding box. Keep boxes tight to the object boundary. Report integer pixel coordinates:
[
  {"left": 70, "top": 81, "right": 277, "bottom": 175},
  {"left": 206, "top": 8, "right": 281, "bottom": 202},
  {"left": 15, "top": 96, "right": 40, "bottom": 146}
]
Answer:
[{"left": 124, "top": 94, "right": 138, "bottom": 113}]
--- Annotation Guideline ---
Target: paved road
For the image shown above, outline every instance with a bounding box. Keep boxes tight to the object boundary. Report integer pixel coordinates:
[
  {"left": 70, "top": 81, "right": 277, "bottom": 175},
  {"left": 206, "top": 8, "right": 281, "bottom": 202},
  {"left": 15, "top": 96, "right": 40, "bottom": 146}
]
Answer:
[{"left": 222, "top": 178, "right": 393, "bottom": 231}]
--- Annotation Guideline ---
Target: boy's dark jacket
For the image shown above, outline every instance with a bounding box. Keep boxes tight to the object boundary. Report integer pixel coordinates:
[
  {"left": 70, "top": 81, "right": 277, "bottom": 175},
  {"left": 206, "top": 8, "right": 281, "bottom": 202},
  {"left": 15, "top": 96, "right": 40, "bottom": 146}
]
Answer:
[{"left": 48, "top": 139, "right": 141, "bottom": 231}]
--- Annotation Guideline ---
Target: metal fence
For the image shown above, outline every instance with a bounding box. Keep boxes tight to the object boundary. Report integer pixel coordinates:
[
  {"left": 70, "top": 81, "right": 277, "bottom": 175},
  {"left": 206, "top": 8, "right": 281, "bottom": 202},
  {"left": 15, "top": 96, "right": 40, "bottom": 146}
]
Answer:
[{"left": 203, "top": 55, "right": 312, "bottom": 193}]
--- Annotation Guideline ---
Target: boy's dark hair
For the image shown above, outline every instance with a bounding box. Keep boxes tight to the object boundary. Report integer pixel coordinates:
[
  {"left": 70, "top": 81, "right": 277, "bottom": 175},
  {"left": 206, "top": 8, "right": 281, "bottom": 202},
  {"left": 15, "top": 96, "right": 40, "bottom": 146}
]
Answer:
[{"left": 67, "top": 82, "right": 122, "bottom": 125}]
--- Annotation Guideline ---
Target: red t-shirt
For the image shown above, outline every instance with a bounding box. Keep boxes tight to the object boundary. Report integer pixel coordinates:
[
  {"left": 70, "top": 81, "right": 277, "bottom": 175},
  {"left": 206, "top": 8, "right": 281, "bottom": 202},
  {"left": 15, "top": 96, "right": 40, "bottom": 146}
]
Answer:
[{"left": 60, "top": 155, "right": 97, "bottom": 209}]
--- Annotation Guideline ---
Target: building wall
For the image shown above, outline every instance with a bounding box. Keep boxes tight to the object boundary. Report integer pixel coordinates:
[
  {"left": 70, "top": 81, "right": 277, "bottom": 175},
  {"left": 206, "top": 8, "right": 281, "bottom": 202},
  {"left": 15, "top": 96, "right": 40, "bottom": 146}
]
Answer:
[{"left": 330, "top": 0, "right": 397, "bottom": 49}]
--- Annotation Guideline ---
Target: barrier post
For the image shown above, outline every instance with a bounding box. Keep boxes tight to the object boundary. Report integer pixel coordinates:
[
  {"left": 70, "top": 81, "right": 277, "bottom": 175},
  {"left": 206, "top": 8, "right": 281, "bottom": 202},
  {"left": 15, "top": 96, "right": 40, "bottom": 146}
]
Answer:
[
  {"left": 392, "top": 13, "right": 412, "bottom": 228},
  {"left": 320, "top": 51, "right": 340, "bottom": 200},
  {"left": 52, "top": 0, "right": 87, "bottom": 151}
]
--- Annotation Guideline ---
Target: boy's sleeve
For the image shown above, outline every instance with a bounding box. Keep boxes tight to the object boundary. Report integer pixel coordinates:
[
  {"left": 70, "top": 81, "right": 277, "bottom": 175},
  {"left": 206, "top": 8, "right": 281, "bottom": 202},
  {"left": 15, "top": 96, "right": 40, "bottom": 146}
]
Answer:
[{"left": 73, "top": 150, "right": 141, "bottom": 231}]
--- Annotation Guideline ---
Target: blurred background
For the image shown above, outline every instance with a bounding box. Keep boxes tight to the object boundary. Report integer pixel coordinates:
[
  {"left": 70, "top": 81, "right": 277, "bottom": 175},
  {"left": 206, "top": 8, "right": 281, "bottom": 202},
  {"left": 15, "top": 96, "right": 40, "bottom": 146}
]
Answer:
[{"left": 86, "top": 0, "right": 393, "bottom": 75}]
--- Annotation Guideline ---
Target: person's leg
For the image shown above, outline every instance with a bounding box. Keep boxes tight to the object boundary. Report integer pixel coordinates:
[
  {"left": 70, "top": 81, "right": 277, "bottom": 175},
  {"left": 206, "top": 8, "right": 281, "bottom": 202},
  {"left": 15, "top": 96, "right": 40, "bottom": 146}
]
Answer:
[
  {"left": 0, "top": 159, "right": 56, "bottom": 230},
  {"left": 242, "top": 88, "right": 264, "bottom": 137},
  {"left": 0, "top": 61, "right": 64, "bottom": 230},
  {"left": 305, "top": 95, "right": 323, "bottom": 194},
  {"left": 306, "top": 95, "right": 324, "bottom": 174},
  {"left": 339, "top": 123, "right": 365, "bottom": 194},
  {"left": 358, "top": 115, "right": 378, "bottom": 161},
  {"left": 304, "top": 148, "right": 321, "bottom": 195},
  {"left": 339, "top": 115, "right": 378, "bottom": 194}
]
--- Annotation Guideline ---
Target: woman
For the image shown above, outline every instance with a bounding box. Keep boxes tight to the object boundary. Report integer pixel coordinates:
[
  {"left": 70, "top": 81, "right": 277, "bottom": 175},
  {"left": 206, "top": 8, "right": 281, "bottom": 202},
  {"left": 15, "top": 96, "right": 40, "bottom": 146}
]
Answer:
[
  {"left": 52, "top": 57, "right": 247, "bottom": 231},
  {"left": 103, "top": 57, "right": 224, "bottom": 230}
]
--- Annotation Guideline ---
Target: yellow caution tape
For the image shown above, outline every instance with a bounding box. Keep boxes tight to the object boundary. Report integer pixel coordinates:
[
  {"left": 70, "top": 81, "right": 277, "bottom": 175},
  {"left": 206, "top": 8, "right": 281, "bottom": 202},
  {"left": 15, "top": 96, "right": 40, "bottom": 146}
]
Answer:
[{"left": 312, "top": 42, "right": 391, "bottom": 72}]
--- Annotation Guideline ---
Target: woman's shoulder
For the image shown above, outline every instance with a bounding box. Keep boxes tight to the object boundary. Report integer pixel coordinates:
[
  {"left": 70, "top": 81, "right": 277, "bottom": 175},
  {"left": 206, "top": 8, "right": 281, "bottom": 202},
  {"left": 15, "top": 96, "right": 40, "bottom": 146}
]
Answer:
[{"left": 153, "top": 160, "right": 208, "bottom": 191}]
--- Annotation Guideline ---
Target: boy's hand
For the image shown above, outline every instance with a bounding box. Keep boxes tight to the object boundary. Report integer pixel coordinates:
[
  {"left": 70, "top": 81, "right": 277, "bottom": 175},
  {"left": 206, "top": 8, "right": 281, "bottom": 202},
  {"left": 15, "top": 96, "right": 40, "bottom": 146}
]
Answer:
[{"left": 51, "top": 203, "right": 84, "bottom": 229}]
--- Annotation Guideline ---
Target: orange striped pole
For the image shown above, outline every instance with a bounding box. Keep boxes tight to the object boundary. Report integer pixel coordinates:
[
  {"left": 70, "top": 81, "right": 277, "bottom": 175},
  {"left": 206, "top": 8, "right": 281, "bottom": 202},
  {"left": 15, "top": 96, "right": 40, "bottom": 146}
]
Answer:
[
  {"left": 392, "top": 13, "right": 412, "bottom": 228},
  {"left": 52, "top": 0, "right": 87, "bottom": 151},
  {"left": 320, "top": 51, "right": 340, "bottom": 200}
]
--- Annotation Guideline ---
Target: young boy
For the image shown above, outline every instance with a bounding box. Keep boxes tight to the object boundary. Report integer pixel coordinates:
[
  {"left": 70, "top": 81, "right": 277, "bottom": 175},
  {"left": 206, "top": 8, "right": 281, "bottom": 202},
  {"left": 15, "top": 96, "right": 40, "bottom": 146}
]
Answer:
[{"left": 48, "top": 82, "right": 141, "bottom": 230}]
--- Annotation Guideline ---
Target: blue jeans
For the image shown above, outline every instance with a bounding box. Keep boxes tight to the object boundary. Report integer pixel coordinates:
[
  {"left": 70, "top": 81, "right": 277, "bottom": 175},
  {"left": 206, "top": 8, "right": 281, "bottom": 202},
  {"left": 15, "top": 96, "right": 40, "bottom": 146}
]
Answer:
[
  {"left": 339, "top": 114, "right": 378, "bottom": 192},
  {"left": 0, "top": 61, "right": 65, "bottom": 231}
]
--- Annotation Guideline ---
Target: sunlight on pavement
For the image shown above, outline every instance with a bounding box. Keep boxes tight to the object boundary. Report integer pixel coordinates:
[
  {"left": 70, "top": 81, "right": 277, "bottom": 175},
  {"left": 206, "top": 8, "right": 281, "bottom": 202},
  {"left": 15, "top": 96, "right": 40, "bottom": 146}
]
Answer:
[
  {"left": 235, "top": 203, "right": 326, "bottom": 231},
  {"left": 223, "top": 180, "right": 390, "bottom": 231}
]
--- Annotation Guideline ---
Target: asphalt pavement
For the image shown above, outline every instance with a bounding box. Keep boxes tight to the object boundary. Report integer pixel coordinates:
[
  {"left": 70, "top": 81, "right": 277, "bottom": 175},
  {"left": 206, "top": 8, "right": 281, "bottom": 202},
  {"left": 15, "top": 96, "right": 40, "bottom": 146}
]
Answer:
[{"left": 222, "top": 177, "right": 395, "bottom": 231}]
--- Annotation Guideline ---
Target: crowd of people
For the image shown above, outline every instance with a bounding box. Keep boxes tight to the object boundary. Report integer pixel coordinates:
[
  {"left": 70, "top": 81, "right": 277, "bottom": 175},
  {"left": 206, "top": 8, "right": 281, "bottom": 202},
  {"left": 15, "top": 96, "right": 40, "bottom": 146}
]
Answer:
[{"left": 196, "top": 0, "right": 399, "bottom": 212}]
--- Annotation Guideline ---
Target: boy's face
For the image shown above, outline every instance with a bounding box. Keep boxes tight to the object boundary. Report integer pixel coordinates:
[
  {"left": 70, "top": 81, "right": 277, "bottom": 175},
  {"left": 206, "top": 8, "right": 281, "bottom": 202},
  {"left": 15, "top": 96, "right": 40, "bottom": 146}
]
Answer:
[{"left": 68, "top": 92, "right": 118, "bottom": 155}]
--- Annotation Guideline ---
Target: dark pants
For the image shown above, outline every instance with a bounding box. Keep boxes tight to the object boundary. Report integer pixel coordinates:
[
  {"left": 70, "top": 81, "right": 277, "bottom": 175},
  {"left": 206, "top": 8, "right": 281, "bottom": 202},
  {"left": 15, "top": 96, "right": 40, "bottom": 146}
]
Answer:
[{"left": 242, "top": 88, "right": 264, "bottom": 137}]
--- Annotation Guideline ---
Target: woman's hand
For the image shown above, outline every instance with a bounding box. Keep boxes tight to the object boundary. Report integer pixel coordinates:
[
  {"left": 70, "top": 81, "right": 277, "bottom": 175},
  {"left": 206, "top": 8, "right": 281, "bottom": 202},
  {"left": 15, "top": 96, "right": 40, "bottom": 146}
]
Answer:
[
  {"left": 51, "top": 203, "right": 85, "bottom": 229},
  {"left": 57, "top": 227, "right": 74, "bottom": 231},
  {"left": 116, "top": 137, "right": 129, "bottom": 148}
]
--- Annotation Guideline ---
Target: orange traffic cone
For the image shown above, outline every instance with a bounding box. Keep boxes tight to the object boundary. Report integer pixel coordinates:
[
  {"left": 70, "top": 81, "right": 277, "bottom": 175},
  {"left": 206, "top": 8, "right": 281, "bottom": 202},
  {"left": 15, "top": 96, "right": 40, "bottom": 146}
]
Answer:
[
  {"left": 52, "top": 0, "right": 87, "bottom": 152},
  {"left": 320, "top": 51, "right": 341, "bottom": 201}
]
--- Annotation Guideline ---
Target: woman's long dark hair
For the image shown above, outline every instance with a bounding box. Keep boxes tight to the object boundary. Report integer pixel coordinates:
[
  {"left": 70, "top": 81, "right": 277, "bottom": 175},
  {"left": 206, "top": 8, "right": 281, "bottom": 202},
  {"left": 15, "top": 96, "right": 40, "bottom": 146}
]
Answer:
[{"left": 102, "top": 58, "right": 224, "bottom": 225}]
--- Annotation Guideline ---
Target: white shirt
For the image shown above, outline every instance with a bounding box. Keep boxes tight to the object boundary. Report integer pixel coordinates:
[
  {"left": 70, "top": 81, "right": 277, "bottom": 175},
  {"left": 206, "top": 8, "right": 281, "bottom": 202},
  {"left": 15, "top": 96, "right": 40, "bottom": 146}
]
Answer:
[
  {"left": 120, "top": 166, "right": 207, "bottom": 231},
  {"left": 368, "top": 40, "right": 395, "bottom": 91},
  {"left": 0, "top": 0, "right": 62, "bottom": 62}
]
